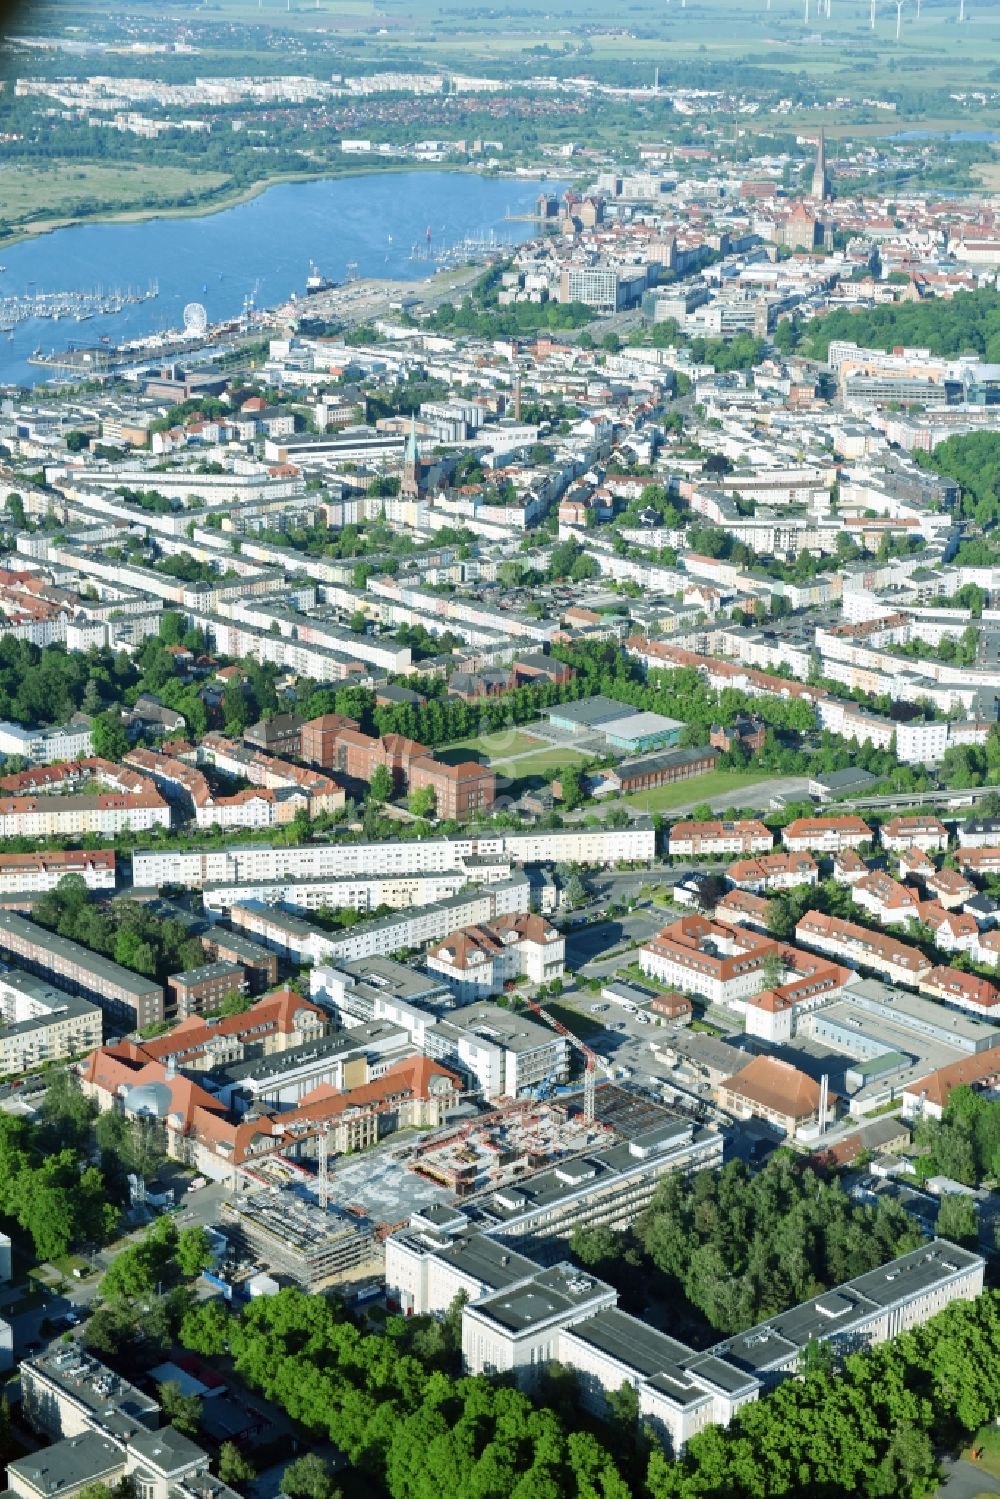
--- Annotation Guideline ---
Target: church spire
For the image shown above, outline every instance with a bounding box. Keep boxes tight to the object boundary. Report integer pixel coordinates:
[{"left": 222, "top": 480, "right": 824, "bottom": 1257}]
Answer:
[{"left": 811, "top": 128, "right": 831, "bottom": 202}]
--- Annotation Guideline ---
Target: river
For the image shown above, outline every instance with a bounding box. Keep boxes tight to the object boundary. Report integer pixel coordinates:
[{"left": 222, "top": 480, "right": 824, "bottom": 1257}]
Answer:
[{"left": 0, "top": 171, "right": 563, "bottom": 388}]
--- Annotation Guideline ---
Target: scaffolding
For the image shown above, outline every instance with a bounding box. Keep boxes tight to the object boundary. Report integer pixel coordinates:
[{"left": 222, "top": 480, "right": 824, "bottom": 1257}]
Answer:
[{"left": 224, "top": 1186, "right": 378, "bottom": 1290}]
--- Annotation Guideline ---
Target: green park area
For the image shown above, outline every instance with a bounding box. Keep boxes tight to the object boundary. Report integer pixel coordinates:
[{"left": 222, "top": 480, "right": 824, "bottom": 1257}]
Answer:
[
  {"left": 963, "top": 1426, "right": 1000, "bottom": 1482},
  {"left": 437, "top": 728, "right": 593, "bottom": 779}
]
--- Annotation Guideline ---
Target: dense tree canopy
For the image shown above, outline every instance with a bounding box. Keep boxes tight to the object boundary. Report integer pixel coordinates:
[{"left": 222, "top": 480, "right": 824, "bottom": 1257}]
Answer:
[
  {"left": 34, "top": 875, "right": 204, "bottom": 984},
  {"left": 797, "top": 287, "right": 1000, "bottom": 363}
]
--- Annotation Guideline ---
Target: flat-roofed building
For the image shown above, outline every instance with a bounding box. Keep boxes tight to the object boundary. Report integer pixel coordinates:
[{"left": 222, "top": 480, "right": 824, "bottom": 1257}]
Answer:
[
  {"left": 0, "top": 911, "right": 163, "bottom": 1031},
  {"left": 202, "top": 927, "right": 279, "bottom": 993},
  {"left": 21, "top": 1346, "right": 159, "bottom": 1441},
  {"left": 168, "top": 960, "right": 247, "bottom": 1019},
  {"left": 0, "top": 971, "right": 102, "bottom": 1076},
  {"left": 470, "top": 1121, "right": 723, "bottom": 1252},
  {"left": 559, "top": 1309, "right": 757, "bottom": 1456},
  {"left": 436, "top": 1232, "right": 984, "bottom": 1455},
  {"left": 463, "top": 1261, "right": 618, "bottom": 1379}
]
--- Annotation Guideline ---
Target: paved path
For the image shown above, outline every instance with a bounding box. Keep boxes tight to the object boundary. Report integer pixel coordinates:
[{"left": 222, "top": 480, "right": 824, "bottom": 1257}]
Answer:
[{"left": 937, "top": 1456, "right": 1000, "bottom": 1499}]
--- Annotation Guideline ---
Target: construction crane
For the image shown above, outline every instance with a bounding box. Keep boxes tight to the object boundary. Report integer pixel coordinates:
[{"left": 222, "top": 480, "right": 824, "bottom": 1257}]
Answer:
[{"left": 522, "top": 996, "right": 615, "bottom": 1124}]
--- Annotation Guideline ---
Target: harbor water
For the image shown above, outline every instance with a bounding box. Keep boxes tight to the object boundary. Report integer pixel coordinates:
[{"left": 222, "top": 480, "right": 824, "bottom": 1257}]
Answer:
[{"left": 0, "top": 171, "right": 563, "bottom": 388}]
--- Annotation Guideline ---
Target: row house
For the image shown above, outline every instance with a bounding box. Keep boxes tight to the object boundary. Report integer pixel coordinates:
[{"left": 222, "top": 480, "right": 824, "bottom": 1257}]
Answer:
[
  {"left": 794, "top": 911, "right": 931, "bottom": 987},
  {"left": 667, "top": 820, "right": 772, "bottom": 858},
  {"left": 782, "top": 816, "right": 872, "bottom": 853},
  {"left": 880, "top": 816, "right": 949, "bottom": 854},
  {"left": 919, "top": 966, "right": 1000, "bottom": 1021},
  {"left": 726, "top": 851, "right": 818, "bottom": 892}
]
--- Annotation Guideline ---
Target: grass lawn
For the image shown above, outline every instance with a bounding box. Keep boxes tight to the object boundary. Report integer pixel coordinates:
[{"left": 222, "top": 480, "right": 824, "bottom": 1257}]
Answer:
[
  {"left": 50, "top": 1254, "right": 92, "bottom": 1278},
  {"left": 538, "top": 999, "right": 604, "bottom": 1041},
  {"left": 622, "top": 770, "right": 775, "bottom": 814},
  {"left": 437, "top": 729, "right": 592, "bottom": 780},
  {"left": 435, "top": 729, "right": 541, "bottom": 765},
  {"left": 963, "top": 1426, "right": 1000, "bottom": 1480},
  {"left": 492, "top": 746, "right": 590, "bottom": 778}
]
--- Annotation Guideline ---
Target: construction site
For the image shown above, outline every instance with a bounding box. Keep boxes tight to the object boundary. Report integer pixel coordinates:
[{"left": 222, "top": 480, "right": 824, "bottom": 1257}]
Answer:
[
  {"left": 406, "top": 1080, "right": 684, "bottom": 1197},
  {"left": 223, "top": 1184, "right": 379, "bottom": 1291}
]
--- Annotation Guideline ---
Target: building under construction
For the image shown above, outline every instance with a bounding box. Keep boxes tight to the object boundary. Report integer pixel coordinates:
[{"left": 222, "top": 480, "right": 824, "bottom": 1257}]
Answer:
[
  {"left": 224, "top": 1186, "right": 378, "bottom": 1290},
  {"left": 410, "top": 1098, "right": 612, "bottom": 1198}
]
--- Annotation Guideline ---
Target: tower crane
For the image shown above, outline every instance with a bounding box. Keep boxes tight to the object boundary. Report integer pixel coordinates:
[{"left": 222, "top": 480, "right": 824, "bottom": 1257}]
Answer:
[{"left": 522, "top": 996, "right": 615, "bottom": 1124}]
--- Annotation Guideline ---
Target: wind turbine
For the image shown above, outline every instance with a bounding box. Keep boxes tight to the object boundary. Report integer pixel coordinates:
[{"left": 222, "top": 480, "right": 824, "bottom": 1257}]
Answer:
[
  {"left": 896, "top": 0, "right": 903, "bottom": 39},
  {"left": 870, "top": 0, "right": 876, "bottom": 28},
  {"left": 804, "top": 0, "right": 809, "bottom": 22},
  {"left": 959, "top": 0, "right": 966, "bottom": 21}
]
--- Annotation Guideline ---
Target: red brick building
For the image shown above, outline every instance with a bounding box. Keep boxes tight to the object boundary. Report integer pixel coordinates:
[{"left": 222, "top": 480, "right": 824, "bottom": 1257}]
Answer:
[
  {"left": 409, "top": 758, "right": 496, "bottom": 820},
  {"left": 300, "top": 714, "right": 360, "bottom": 770}
]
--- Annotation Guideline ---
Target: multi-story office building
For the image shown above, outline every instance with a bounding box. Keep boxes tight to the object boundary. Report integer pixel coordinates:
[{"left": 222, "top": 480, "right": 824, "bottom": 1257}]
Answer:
[{"left": 418, "top": 1239, "right": 980, "bottom": 1457}]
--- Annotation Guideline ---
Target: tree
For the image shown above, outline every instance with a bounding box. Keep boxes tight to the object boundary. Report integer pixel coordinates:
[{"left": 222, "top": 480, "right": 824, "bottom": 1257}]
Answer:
[
  {"left": 602, "top": 332, "right": 621, "bottom": 354},
  {"left": 158, "top": 1380, "right": 202, "bottom": 1436},
  {"left": 935, "top": 1192, "right": 979, "bottom": 1247},
  {"left": 758, "top": 950, "right": 786, "bottom": 993},
  {"left": 281, "top": 1454, "right": 339, "bottom": 1499},
  {"left": 39, "top": 1068, "right": 96, "bottom": 1150},
  {"left": 368, "top": 764, "right": 394, "bottom": 805},
  {"left": 175, "top": 1226, "right": 215, "bottom": 1280},
  {"left": 91, "top": 710, "right": 129, "bottom": 762},
  {"left": 217, "top": 988, "right": 254, "bottom": 1018},
  {"left": 409, "top": 785, "right": 437, "bottom": 818},
  {"left": 218, "top": 1443, "right": 255, "bottom": 1487},
  {"left": 564, "top": 872, "right": 587, "bottom": 909},
  {"left": 179, "top": 1299, "right": 229, "bottom": 1357},
  {"left": 559, "top": 766, "right": 584, "bottom": 811}
]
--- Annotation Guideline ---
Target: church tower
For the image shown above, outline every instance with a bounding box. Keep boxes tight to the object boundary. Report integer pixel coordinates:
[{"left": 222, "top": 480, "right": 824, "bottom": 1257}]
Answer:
[
  {"left": 811, "top": 128, "right": 831, "bottom": 202},
  {"left": 402, "top": 412, "right": 420, "bottom": 497}
]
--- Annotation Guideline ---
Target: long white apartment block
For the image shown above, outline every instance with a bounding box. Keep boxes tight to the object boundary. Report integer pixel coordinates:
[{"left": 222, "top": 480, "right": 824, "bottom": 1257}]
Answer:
[
  {"left": 200, "top": 867, "right": 487, "bottom": 917},
  {"left": 133, "top": 821, "right": 656, "bottom": 890},
  {"left": 230, "top": 877, "right": 531, "bottom": 967}
]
